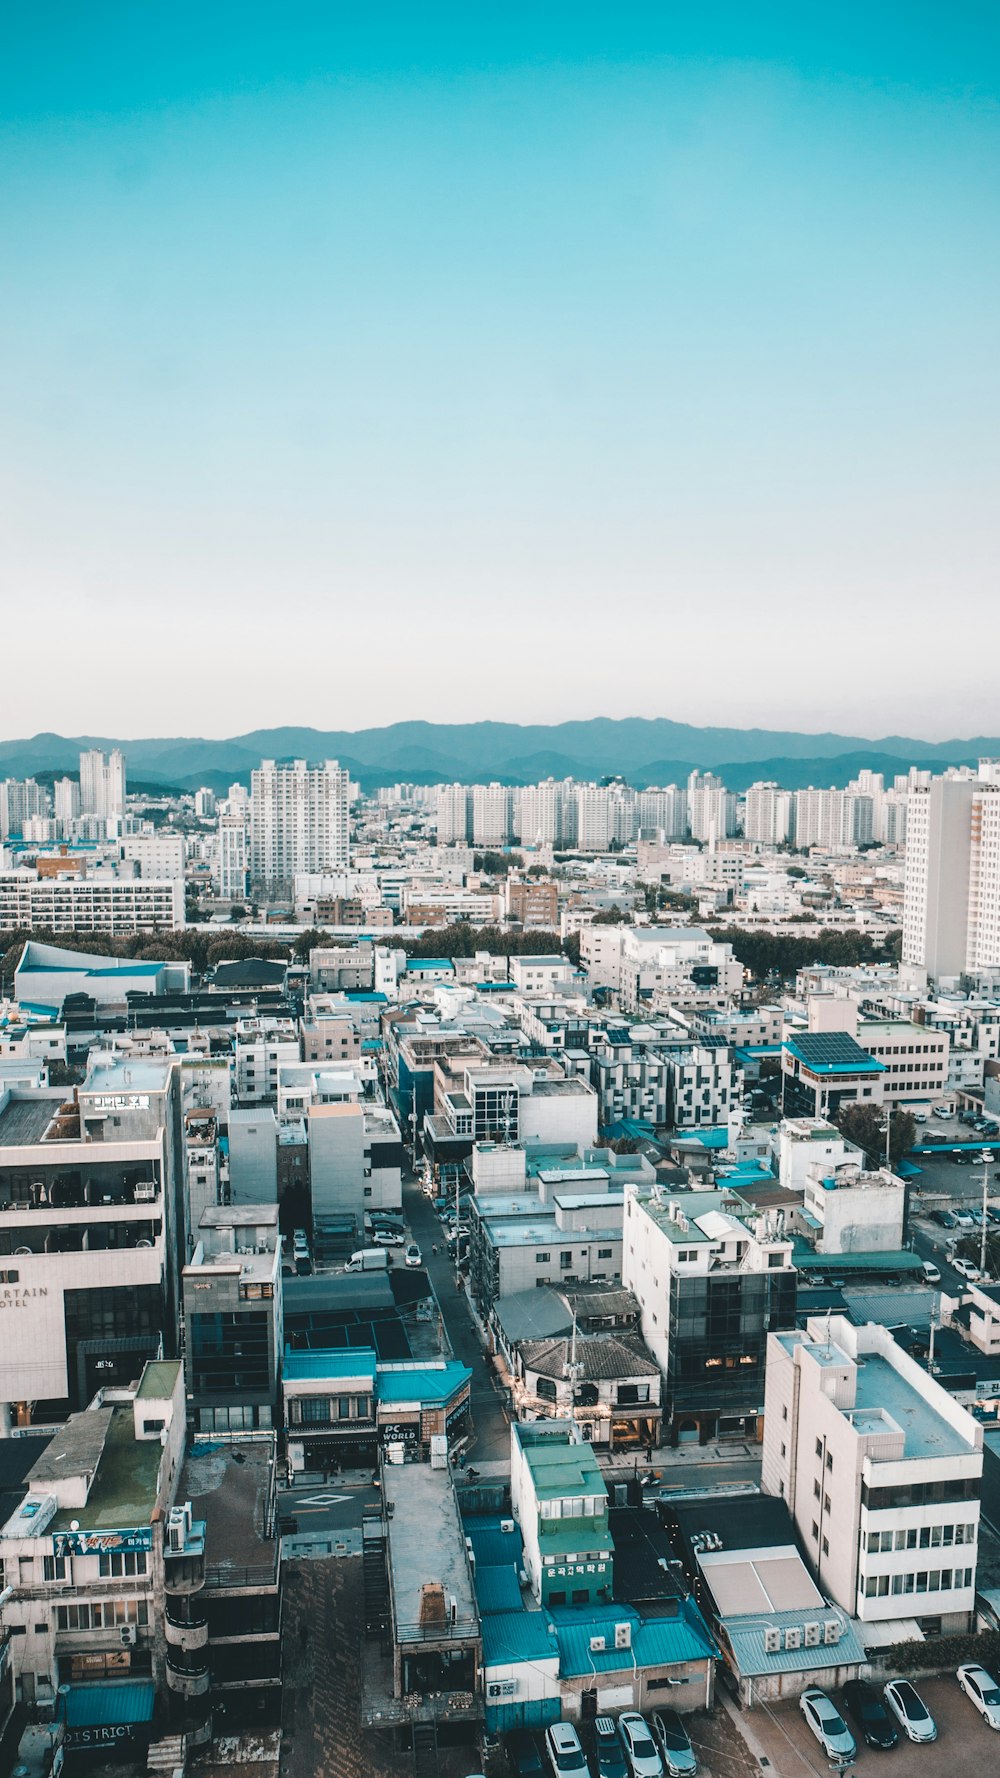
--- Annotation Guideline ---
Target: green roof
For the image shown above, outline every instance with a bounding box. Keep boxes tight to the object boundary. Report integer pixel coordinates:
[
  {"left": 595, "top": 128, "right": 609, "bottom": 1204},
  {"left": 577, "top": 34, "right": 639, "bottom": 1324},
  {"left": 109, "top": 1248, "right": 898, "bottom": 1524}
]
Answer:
[
  {"left": 50, "top": 1408, "right": 162, "bottom": 1533},
  {"left": 135, "top": 1359, "right": 181, "bottom": 1400},
  {"left": 521, "top": 1437, "right": 607, "bottom": 1501},
  {"left": 65, "top": 1680, "right": 155, "bottom": 1727},
  {"left": 538, "top": 1523, "right": 613, "bottom": 1556}
]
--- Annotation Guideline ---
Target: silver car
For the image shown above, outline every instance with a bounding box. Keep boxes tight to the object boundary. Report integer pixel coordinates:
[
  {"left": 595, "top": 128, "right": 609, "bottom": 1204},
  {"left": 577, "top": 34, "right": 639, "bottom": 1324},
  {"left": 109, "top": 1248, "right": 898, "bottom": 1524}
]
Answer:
[
  {"left": 617, "top": 1714, "right": 664, "bottom": 1778},
  {"left": 883, "top": 1678, "right": 937, "bottom": 1743},
  {"left": 799, "top": 1688, "right": 857, "bottom": 1763},
  {"left": 651, "top": 1710, "right": 698, "bottom": 1777}
]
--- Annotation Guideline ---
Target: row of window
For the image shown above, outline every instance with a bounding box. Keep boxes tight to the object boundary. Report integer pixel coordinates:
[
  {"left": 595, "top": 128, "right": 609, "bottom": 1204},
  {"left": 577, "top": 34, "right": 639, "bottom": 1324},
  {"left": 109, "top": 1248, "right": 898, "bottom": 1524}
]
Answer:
[
  {"left": 288, "top": 1394, "right": 372, "bottom": 1424},
  {"left": 539, "top": 1495, "right": 605, "bottom": 1521},
  {"left": 535, "top": 1250, "right": 615, "bottom": 1264},
  {"left": 41, "top": 1552, "right": 147, "bottom": 1581},
  {"left": 862, "top": 1477, "right": 980, "bottom": 1510},
  {"left": 864, "top": 1568, "right": 973, "bottom": 1598},
  {"left": 56, "top": 1599, "right": 149, "bottom": 1630},
  {"left": 866, "top": 1523, "right": 976, "bottom": 1553}
]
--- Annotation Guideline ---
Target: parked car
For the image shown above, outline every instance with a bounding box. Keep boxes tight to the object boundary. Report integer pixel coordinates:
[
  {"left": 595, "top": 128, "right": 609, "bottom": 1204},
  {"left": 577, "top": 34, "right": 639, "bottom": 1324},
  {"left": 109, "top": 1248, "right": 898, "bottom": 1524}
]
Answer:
[
  {"left": 650, "top": 1709, "right": 698, "bottom": 1776},
  {"left": 798, "top": 1689, "right": 857, "bottom": 1763},
  {"left": 932, "top": 1105, "right": 956, "bottom": 1119},
  {"left": 842, "top": 1679, "right": 899, "bottom": 1750},
  {"left": 952, "top": 1208, "right": 975, "bottom": 1227},
  {"left": 590, "top": 1717, "right": 628, "bottom": 1778},
  {"left": 404, "top": 1243, "right": 422, "bottom": 1268},
  {"left": 508, "top": 1731, "right": 545, "bottom": 1778},
  {"left": 372, "top": 1229, "right": 405, "bottom": 1248},
  {"left": 954, "top": 1256, "right": 983, "bottom": 1280},
  {"left": 545, "top": 1724, "right": 589, "bottom": 1778},
  {"left": 920, "top": 1260, "right": 942, "bottom": 1284},
  {"left": 617, "top": 1714, "right": 664, "bottom": 1778},
  {"left": 957, "top": 1663, "right": 1000, "bottom": 1729},
  {"left": 883, "top": 1679, "right": 937, "bottom": 1743}
]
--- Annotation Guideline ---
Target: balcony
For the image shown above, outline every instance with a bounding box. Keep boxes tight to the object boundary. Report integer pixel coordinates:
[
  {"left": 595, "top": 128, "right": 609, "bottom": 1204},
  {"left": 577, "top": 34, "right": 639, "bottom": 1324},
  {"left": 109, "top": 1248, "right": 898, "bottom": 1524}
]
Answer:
[
  {"left": 164, "top": 1609, "right": 209, "bottom": 1652},
  {"left": 165, "top": 1651, "right": 210, "bottom": 1698}
]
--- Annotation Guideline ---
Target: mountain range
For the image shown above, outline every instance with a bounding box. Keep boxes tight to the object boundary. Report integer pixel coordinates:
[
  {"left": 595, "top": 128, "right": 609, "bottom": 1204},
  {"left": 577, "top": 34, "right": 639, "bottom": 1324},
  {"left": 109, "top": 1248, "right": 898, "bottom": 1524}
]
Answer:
[{"left": 0, "top": 720, "right": 992, "bottom": 796}]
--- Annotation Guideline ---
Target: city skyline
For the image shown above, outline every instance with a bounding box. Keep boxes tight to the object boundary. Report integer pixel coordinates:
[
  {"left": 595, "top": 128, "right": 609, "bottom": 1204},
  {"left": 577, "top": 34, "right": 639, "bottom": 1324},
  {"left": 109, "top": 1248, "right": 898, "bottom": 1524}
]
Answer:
[{"left": 2, "top": 3, "right": 998, "bottom": 736}]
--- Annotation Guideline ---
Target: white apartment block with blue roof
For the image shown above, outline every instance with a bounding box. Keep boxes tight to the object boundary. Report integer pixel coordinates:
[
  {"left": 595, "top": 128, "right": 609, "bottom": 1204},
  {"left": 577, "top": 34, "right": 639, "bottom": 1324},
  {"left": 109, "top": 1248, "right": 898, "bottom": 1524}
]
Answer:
[{"left": 763, "top": 1317, "right": 983, "bottom": 1642}]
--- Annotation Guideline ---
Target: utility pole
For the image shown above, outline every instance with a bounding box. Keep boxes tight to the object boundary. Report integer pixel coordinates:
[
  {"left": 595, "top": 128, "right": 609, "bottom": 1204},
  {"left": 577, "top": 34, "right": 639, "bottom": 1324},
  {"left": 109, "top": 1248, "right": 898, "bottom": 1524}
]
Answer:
[{"left": 981, "top": 1149, "right": 992, "bottom": 1279}]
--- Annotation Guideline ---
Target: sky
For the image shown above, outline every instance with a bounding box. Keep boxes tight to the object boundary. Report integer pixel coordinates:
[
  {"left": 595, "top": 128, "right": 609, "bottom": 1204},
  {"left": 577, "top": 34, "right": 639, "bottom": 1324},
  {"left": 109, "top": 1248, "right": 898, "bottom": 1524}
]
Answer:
[{"left": 1, "top": 3, "right": 998, "bottom": 742}]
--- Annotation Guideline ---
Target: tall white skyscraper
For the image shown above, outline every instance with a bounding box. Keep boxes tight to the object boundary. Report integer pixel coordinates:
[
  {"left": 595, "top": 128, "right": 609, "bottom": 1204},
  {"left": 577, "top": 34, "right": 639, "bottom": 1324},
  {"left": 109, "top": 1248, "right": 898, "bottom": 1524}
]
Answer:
[
  {"left": 513, "top": 778, "right": 565, "bottom": 846},
  {"left": 436, "top": 783, "right": 472, "bottom": 844},
  {"left": 0, "top": 778, "right": 48, "bottom": 839},
  {"left": 53, "top": 776, "right": 81, "bottom": 829},
  {"left": 79, "top": 748, "right": 126, "bottom": 821},
  {"left": 249, "top": 758, "right": 350, "bottom": 891},
  {"left": 903, "top": 763, "right": 1000, "bottom": 981},
  {"left": 217, "top": 812, "right": 250, "bottom": 900},
  {"left": 743, "top": 782, "right": 793, "bottom": 846},
  {"left": 471, "top": 782, "right": 512, "bottom": 847}
]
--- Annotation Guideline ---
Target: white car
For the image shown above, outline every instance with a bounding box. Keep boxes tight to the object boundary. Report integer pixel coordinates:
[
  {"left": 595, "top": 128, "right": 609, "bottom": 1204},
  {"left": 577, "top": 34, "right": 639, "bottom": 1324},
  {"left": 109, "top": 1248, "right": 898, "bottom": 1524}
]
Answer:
[
  {"left": 954, "top": 1256, "right": 983, "bottom": 1280},
  {"left": 932, "top": 1105, "right": 956, "bottom": 1119},
  {"left": 957, "top": 1662, "right": 1000, "bottom": 1729},
  {"left": 883, "top": 1679, "right": 937, "bottom": 1743},
  {"left": 617, "top": 1714, "right": 663, "bottom": 1778},
  {"left": 798, "top": 1688, "right": 857, "bottom": 1763},
  {"left": 404, "top": 1243, "right": 422, "bottom": 1268},
  {"left": 544, "top": 1723, "right": 588, "bottom": 1778}
]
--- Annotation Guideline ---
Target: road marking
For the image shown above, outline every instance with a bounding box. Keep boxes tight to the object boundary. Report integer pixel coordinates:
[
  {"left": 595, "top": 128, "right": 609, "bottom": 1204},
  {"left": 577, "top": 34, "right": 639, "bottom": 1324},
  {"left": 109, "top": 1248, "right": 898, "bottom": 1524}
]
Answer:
[{"left": 295, "top": 1493, "right": 351, "bottom": 1507}]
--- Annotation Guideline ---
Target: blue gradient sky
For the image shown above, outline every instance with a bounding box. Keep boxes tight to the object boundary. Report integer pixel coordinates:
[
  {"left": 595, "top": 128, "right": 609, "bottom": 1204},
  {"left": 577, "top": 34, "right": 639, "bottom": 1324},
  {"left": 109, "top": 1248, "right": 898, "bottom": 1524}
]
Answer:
[{"left": 2, "top": 4, "right": 998, "bottom": 740}]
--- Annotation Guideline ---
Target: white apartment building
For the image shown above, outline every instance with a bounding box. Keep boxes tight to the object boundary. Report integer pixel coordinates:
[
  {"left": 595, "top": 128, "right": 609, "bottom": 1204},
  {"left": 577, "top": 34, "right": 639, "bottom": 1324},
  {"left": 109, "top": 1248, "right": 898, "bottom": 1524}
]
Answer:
[
  {"left": 578, "top": 922, "right": 626, "bottom": 989},
  {"left": 793, "top": 788, "right": 873, "bottom": 851},
  {"left": 617, "top": 926, "right": 744, "bottom": 1013},
  {"left": 216, "top": 810, "right": 249, "bottom": 899},
  {"left": 744, "top": 782, "right": 793, "bottom": 846},
  {"left": 762, "top": 1318, "right": 983, "bottom": 1637},
  {"left": 234, "top": 1018, "right": 300, "bottom": 1104},
  {"left": 903, "top": 764, "right": 1000, "bottom": 982},
  {"left": 635, "top": 785, "right": 687, "bottom": 839},
  {"left": 687, "top": 772, "right": 736, "bottom": 843},
  {"left": 249, "top": 758, "right": 350, "bottom": 891},
  {"left": 119, "top": 832, "right": 185, "bottom": 879},
  {"left": 0, "top": 778, "right": 48, "bottom": 839},
  {"left": 435, "top": 783, "right": 472, "bottom": 845},
  {"left": 0, "top": 873, "right": 185, "bottom": 933},
  {"left": 856, "top": 1018, "right": 950, "bottom": 1106},
  {"left": 514, "top": 779, "right": 568, "bottom": 846},
  {"left": 53, "top": 776, "right": 81, "bottom": 828},
  {"left": 79, "top": 748, "right": 126, "bottom": 822},
  {"left": 471, "top": 783, "right": 512, "bottom": 847}
]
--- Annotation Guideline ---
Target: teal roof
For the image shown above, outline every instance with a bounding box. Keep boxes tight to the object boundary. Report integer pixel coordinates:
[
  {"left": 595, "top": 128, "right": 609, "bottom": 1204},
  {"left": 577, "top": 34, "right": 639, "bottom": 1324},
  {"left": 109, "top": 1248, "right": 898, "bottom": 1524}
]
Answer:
[
  {"left": 482, "top": 1610, "right": 559, "bottom": 1668},
  {"left": 64, "top": 1680, "right": 155, "bottom": 1728},
  {"left": 791, "top": 1243, "right": 923, "bottom": 1273},
  {"left": 465, "top": 1517, "right": 525, "bottom": 1569},
  {"left": 474, "top": 1564, "right": 524, "bottom": 1615},
  {"left": 376, "top": 1361, "right": 471, "bottom": 1406},
  {"left": 784, "top": 1032, "right": 885, "bottom": 1075},
  {"left": 406, "top": 959, "right": 454, "bottom": 970},
  {"left": 724, "top": 1608, "right": 863, "bottom": 1677},
  {"left": 552, "top": 1602, "right": 717, "bottom": 1677},
  {"left": 284, "top": 1346, "right": 377, "bottom": 1383}
]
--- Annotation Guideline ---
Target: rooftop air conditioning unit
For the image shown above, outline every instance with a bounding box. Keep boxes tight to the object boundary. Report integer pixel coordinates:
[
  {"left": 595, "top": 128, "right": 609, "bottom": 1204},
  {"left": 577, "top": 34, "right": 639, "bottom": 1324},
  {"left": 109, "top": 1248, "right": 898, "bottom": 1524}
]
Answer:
[
  {"left": 590, "top": 1635, "right": 606, "bottom": 1653},
  {"left": 614, "top": 1622, "right": 632, "bottom": 1650},
  {"left": 783, "top": 1627, "right": 802, "bottom": 1651},
  {"left": 119, "top": 1624, "right": 137, "bottom": 1646},
  {"left": 763, "top": 1627, "right": 781, "bottom": 1654},
  {"left": 500, "top": 1518, "right": 515, "bottom": 1534},
  {"left": 134, "top": 1183, "right": 156, "bottom": 1202},
  {"left": 804, "top": 1621, "right": 821, "bottom": 1647},
  {"left": 823, "top": 1618, "right": 842, "bottom": 1645}
]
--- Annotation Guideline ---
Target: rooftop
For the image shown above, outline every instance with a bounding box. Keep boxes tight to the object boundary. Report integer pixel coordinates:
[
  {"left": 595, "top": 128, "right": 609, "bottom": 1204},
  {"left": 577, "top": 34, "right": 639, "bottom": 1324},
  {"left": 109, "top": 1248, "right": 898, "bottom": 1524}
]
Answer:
[
  {"left": 181, "top": 1439, "right": 278, "bottom": 1578},
  {"left": 0, "top": 1094, "right": 59, "bottom": 1147},
  {"left": 853, "top": 1353, "right": 971, "bottom": 1461},
  {"left": 383, "top": 1462, "right": 478, "bottom": 1640},
  {"left": 518, "top": 1428, "right": 607, "bottom": 1501},
  {"left": 46, "top": 1407, "right": 163, "bottom": 1532},
  {"left": 135, "top": 1359, "right": 182, "bottom": 1401},
  {"left": 83, "top": 1057, "right": 171, "bottom": 1095},
  {"left": 283, "top": 1346, "right": 378, "bottom": 1383},
  {"left": 784, "top": 1032, "right": 885, "bottom": 1075},
  {"left": 376, "top": 1361, "right": 471, "bottom": 1407}
]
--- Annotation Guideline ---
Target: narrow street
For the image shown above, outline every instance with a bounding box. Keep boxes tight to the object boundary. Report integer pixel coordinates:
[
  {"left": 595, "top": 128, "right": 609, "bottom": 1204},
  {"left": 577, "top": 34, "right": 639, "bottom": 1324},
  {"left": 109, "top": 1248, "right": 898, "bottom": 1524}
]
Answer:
[{"left": 401, "top": 1173, "right": 511, "bottom": 1464}]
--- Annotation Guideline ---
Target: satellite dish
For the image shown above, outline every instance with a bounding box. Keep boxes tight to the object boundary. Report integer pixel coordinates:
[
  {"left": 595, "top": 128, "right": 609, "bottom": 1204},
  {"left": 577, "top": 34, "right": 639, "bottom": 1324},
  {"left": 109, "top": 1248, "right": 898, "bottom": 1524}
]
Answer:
[{"left": 70, "top": 1520, "right": 80, "bottom": 1532}]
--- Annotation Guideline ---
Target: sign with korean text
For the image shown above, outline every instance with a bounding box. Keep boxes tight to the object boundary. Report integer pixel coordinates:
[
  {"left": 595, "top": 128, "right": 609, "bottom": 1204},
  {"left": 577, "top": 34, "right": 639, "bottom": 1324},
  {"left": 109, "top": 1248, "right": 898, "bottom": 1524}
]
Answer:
[
  {"left": 52, "top": 1526, "right": 153, "bottom": 1558},
  {"left": 91, "top": 1093, "right": 150, "bottom": 1110}
]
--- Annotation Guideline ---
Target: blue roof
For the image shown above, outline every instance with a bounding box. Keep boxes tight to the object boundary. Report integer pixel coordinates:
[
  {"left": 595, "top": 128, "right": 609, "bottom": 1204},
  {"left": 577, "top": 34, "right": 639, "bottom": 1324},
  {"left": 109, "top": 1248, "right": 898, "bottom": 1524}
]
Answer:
[
  {"left": 344, "top": 991, "right": 387, "bottom": 1002},
  {"left": 284, "top": 1346, "right": 377, "bottom": 1382},
  {"left": 474, "top": 1564, "right": 524, "bottom": 1615},
  {"left": 724, "top": 1607, "right": 864, "bottom": 1677},
  {"left": 552, "top": 1603, "right": 716, "bottom": 1677},
  {"left": 482, "top": 1610, "right": 560, "bottom": 1668},
  {"left": 784, "top": 1032, "right": 885, "bottom": 1075},
  {"left": 465, "top": 1517, "right": 525, "bottom": 1570},
  {"left": 64, "top": 1680, "right": 155, "bottom": 1728},
  {"left": 406, "top": 959, "right": 454, "bottom": 971},
  {"left": 375, "top": 1361, "right": 472, "bottom": 1406}
]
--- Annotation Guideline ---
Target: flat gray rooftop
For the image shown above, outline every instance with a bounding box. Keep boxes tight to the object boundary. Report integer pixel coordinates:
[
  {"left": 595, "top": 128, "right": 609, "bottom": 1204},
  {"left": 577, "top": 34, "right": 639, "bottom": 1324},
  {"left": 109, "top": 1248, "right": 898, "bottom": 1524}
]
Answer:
[
  {"left": 855, "top": 1355, "right": 970, "bottom": 1461},
  {"left": 383, "top": 1463, "right": 477, "bottom": 1641},
  {"left": 181, "top": 1441, "right": 277, "bottom": 1580},
  {"left": 0, "top": 1096, "right": 58, "bottom": 1148}
]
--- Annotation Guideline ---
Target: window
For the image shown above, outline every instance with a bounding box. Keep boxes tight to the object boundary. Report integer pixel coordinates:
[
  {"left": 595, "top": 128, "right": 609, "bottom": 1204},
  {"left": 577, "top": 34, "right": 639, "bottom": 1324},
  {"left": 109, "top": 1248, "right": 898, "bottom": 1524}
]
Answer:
[
  {"left": 815, "top": 1439, "right": 823, "bottom": 1458},
  {"left": 98, "top": 1552, "right": 147, "bottom": 1578},
  {"left": 43, "top": 1557, "right": 68, "bottom": 1582},
  {"left": 536, "top": 1252, "right": 551, "bottom": 1264},
  {"left": 811, "top": 1521, "right": 819, "bottom": 1541},
  {"left": 814, "top": 1479, "right": 821, "bottom": 1500},
  {"left": 822, "top": 1537, "right": 829, "bottom": 1557}
]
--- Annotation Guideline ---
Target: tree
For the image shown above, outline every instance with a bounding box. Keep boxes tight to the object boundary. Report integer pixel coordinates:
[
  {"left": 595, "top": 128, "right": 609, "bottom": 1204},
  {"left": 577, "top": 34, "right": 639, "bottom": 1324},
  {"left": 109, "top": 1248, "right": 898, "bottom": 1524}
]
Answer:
[
  {"left": 591, "top": 907, "right": 632, "bottom": 925},
  {"left": 833, "top": 1102, "right": 916, "bottom": 1171},
  {"left": 473, "top": 851, "right": 524, "bottom": 876}
]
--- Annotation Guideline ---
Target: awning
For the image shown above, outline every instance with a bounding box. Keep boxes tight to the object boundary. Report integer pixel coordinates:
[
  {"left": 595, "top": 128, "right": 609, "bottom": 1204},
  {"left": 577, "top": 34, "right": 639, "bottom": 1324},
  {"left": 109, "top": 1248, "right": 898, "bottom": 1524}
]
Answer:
[
  {"left": 859, "top": 1618, "right": 923, "bottom": 1649},
  {"left": 64, "top": 1680, "right": 155, "bottom": 1729}
]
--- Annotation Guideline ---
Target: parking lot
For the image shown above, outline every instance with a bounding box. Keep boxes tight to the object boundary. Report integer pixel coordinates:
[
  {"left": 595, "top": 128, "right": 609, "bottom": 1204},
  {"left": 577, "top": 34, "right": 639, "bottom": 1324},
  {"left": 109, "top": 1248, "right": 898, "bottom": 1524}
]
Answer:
[{"left": 744, "top": 1674, "right": 999, "bottom": 1776}]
